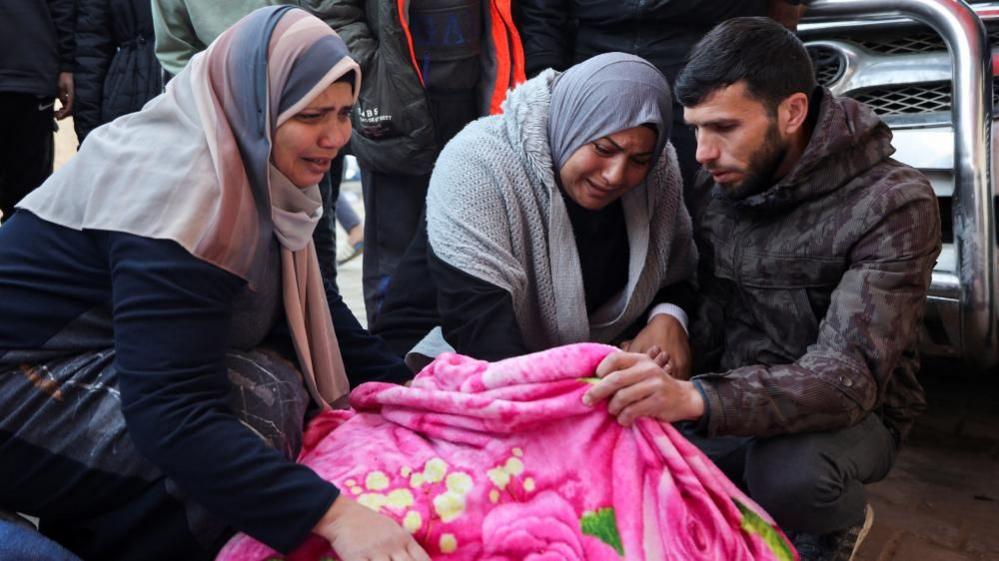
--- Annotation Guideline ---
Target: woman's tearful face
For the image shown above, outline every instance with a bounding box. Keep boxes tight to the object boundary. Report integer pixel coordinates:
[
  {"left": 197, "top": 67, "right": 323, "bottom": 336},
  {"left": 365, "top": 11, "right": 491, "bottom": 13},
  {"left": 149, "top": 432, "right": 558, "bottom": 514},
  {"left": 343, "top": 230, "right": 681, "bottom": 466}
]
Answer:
[
  {"left": 272, "top": 81, "right": 353, "bottom": 188},
  {"left": 558, "top": 125, "right": 656, "bottom": 210}
]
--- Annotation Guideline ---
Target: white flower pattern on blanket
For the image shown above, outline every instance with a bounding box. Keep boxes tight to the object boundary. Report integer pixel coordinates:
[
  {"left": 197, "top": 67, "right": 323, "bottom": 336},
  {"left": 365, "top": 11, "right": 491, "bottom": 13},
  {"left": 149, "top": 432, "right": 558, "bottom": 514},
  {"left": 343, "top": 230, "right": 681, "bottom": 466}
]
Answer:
[{"left": 216, "top": 343, "right": 796, "bottom": 561}]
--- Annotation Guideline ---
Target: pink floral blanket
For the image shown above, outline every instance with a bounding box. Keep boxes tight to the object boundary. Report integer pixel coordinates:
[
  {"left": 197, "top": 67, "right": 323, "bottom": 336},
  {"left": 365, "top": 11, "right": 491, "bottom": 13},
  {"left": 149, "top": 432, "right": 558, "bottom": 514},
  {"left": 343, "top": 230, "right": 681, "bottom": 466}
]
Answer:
[{"left": 217, "top": 343, "right": 796, "bottom": 561}]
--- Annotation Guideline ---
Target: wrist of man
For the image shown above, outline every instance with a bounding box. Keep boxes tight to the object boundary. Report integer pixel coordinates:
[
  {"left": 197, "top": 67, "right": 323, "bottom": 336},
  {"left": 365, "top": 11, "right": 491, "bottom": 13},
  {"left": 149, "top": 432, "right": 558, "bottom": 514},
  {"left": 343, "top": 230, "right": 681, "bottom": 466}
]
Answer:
[
  {"left": 647, "top": 303, "right": 688, "bottom": 335},
  {"left": 678, "top": 380, "right": 706, "bottom": 421},
  {"left": 688, "top": 379, "right": 713, "bottom": 432}
]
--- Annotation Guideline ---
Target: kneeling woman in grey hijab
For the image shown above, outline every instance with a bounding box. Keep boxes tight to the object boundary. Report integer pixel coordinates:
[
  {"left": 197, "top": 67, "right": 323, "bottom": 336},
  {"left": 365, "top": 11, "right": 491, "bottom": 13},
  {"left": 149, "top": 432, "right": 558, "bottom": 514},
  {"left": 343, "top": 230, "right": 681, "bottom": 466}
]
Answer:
[{"left": 375, "top": 52, "right": 698, "bottom": 376}]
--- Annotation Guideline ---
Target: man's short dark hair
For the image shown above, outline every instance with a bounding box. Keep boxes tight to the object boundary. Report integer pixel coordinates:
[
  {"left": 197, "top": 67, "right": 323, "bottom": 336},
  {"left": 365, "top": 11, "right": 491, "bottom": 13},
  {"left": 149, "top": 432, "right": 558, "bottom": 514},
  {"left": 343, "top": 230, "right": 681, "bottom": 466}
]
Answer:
[{"left": 675, "top": 17, "right": 816, "bottom": 113}]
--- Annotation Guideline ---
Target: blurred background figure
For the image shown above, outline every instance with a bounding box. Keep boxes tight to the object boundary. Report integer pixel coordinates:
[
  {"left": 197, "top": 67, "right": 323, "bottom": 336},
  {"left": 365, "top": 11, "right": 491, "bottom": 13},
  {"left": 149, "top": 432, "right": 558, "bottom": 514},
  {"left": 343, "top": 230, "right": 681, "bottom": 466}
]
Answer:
[
  {"left": 335, "top": 189, "right": 364, "bottom": 266},
  {"left": 0, "top": 0, "right": 75, "bottom": 223},
  {"left": 308, "top": 0, "right": 525, "bottom": 326},
  {"left": 151, "top": 0, "right": 284, "bottom": 79},
  {"left": 515, "top": 0, "right": 809, "bottom": 199},
  {"left": 74, "top": 0, "right": 163, "bottom": 145}
]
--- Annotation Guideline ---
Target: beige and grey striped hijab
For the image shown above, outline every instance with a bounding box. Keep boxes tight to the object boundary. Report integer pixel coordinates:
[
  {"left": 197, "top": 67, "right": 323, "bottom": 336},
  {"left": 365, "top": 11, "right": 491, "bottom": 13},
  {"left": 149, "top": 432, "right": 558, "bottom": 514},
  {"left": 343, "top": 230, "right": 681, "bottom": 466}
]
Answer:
[{"left": 19, "top": 6, "right": 360, "bottom": 408}]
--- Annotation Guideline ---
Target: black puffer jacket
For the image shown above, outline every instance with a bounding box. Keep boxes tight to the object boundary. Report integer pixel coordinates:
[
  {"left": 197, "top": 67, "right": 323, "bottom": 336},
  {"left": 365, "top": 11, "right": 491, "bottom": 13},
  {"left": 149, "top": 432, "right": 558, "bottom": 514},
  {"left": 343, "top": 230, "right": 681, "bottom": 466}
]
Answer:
[
  {"left": 0, "top": 0, "right": 75, "bottom": 97},
  {"left": 516, "top": 0, "right": 769, "bottom": 82},
  {"left": 307, "top": 0, "right": 524, "bottom": 176},
  {"left": 74, "top": 0, "right": 162, "bottom": 142}
]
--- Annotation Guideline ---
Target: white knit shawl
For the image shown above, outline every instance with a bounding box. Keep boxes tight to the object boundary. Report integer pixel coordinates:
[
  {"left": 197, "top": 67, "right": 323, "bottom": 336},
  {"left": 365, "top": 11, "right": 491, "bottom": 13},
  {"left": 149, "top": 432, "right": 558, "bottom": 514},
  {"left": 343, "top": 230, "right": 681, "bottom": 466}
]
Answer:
[{"left": 424, "top": 69, "right": 697, "bottom": 353}]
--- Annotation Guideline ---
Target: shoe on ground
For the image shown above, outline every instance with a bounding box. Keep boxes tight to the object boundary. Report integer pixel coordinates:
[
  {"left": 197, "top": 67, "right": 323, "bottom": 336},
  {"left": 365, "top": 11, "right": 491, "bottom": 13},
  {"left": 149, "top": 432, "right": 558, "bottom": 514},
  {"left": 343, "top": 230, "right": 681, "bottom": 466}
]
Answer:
[
  {"left": 792, "top": 503, "right": 874, "bottom": 561},
  {"left": 337, "top": 241, "right": 364, "bottom": 266}
]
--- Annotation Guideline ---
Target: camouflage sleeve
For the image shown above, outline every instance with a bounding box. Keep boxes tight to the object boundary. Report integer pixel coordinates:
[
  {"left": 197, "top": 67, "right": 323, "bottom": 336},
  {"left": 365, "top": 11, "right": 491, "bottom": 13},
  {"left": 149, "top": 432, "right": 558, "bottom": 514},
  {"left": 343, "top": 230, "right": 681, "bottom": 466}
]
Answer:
[{"left": 693, "top": 177, "right": 941, "bottom": 437}]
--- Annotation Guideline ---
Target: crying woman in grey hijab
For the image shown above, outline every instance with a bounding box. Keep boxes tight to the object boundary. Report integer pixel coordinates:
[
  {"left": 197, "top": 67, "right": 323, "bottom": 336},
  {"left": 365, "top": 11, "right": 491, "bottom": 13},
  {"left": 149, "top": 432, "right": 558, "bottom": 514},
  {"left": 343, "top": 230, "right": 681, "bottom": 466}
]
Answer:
[{"left": 373, "top": 52, "right": 699, "bottom": 380}]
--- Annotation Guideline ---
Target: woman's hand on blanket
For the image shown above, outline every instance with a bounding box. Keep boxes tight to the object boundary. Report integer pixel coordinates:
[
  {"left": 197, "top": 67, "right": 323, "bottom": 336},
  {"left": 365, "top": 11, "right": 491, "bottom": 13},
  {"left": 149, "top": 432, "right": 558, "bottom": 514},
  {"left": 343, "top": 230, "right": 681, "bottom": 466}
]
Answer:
[
  {"left": 583, "top": 351, "right": 705, "bottom": 427},
  {"left": 314, "top": 495, "right": 431, "bottom": 561},
  {"left": 619, "top": 314, "right": 692, "bottom": 380}
]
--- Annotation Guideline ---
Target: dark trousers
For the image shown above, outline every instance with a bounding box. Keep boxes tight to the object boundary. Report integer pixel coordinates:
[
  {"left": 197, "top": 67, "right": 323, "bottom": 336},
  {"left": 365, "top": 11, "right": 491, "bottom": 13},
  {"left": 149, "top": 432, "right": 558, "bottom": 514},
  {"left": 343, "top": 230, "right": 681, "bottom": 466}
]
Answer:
[
  {"left": 0, "top": 92, "right": 54, "bottom": 222},
  {"left": 370, "top": 213, "right": 438, "bottom": 357},
  {"left": 360, "top": 168, "right": 431, "bottom": 326},
  {"left": 315, "top": 153, "right": 346, "bottom": 288},
  {"left": 681, "top": 413, "right": 897, "bottom": 535}
]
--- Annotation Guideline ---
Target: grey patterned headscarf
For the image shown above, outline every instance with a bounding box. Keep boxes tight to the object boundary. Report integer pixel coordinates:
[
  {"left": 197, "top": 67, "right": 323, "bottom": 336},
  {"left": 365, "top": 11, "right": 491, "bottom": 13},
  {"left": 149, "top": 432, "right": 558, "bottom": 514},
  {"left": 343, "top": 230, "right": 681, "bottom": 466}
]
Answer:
[{"left": 548, "top": 52, "right": 673, "bottom": 171}]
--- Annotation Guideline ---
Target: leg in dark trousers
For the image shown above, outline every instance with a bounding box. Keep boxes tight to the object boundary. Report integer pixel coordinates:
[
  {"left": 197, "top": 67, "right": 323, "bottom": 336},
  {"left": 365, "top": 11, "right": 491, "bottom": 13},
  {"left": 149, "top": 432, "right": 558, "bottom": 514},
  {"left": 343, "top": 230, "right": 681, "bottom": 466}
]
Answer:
[
  {"left": 360, "top": 168, "right": 431, "bottom": 326},
  {"left": 0, "top": 92, "right": 55, "bottom": 222},
  {"left": 370, "top": 213, "right": 439, "bottom": 357},
  {"left": 681, "top": 413, "right": 897, "bottom": 534},
  {"left": 315, "top": 153, "right": 346, "bottom": 289}
]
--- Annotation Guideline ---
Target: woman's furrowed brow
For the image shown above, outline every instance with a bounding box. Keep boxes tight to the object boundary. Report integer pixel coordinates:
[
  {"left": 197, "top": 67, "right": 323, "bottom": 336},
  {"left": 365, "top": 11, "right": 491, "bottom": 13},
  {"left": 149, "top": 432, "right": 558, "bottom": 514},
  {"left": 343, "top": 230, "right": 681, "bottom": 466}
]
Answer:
[
  {"left": 306, "top": 104, "right": 353, "bottom": 112},
  {"left": 602, "top": 136, "right": 654, "bottom": 156}
]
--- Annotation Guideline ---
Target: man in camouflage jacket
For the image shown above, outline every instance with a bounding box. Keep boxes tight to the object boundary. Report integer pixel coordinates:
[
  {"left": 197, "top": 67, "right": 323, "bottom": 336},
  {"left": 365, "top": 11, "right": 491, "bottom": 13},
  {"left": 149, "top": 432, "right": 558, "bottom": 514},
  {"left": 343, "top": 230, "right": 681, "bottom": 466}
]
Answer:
[{"left": 584, "top": 17, "right": 940, "bottom": 561}]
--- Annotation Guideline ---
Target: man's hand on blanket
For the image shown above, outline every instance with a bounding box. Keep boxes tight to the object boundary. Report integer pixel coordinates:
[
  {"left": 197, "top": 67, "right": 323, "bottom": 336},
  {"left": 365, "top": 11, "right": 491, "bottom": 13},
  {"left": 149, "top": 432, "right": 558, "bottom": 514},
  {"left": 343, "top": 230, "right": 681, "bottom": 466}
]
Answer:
[
  {"left": 619, "top": 314, "right": 692, "bottom": 380},
  {"left": 583, "top": 351, "right": 705, "bottom": 427},
  {"left": 314, "top": 495, "right": 431, "bottom": 561}
]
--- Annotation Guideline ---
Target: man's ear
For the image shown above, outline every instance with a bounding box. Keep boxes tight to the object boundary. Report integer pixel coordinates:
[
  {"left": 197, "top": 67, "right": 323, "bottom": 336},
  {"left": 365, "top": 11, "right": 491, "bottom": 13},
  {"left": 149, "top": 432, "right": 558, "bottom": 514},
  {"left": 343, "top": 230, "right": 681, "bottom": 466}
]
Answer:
[{"left": 779, "top": 92, "right": 810, "bottom": 135}]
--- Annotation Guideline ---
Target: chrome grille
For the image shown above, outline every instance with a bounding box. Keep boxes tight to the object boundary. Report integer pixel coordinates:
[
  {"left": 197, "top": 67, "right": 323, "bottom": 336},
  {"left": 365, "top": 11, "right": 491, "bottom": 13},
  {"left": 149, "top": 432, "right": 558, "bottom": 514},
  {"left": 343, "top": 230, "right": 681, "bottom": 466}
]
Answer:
[
  {"left": 855, "top": 31, "right": 943, "bottom": 54},
  {"left": 850, "top": 83, "right": 951, "bottom": 115},
  {"left": 811, "top": 25, "right": 999, "bottom": 58},
  {"left": 845, "top": 82, "right": 999, "bottom": 117},
  {"left": 807, "top": 45, "right": 845, "bottom": 86},
  {"left": 804, "top": 22, "right": 999, "bottom": 118}
]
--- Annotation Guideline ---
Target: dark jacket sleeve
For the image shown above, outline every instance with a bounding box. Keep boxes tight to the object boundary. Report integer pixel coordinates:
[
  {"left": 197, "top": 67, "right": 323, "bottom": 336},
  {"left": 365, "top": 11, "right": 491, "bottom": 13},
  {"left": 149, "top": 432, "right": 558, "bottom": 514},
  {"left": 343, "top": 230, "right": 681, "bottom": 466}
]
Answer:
[
  {"left": 306, "top": 0, "right": 377, "bottom": 72},
  {"left": 429, "top": 244, "right": 530, "bottom": 362},
  {"left": 648, "top": 281, "right": 698, "bottom": 319},
  {"left": 73, "top": 0, "right": 114, "bottom": 141},
  {"left": 692, "top": 182, "right": 941, "bottom": 438},
  {"left": 515, "top": 0, "right": 573, "bottom": 77},
  {"left": 48, "top": 0, "right": 76, "bottom": 72},
  {"left": 313, "top": 165, "right": 339, "bottom": 285},
  {"left": 106, "top": 232, "right": 338, "bottom": 553}
]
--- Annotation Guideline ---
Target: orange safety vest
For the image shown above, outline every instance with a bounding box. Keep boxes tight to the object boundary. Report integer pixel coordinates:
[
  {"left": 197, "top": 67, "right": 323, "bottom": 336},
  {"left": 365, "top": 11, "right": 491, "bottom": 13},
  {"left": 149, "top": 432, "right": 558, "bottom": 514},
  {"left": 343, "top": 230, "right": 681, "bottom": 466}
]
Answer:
[{"left": 395, "top": 0, "right": 526, "bottom": 115}]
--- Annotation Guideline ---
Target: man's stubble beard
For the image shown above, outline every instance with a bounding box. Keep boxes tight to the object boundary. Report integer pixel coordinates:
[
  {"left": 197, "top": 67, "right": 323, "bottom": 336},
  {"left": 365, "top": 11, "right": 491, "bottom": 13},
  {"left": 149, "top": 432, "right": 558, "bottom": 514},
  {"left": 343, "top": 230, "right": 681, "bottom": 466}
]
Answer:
[{"left": 717, "top": 120, "right": 787, "bottom": 201}]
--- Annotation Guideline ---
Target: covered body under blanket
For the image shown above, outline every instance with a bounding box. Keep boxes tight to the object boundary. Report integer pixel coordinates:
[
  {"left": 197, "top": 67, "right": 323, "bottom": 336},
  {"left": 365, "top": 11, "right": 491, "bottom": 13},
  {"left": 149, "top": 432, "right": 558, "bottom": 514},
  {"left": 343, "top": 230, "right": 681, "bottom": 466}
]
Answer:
[{"left": 217, "top": 343, "right": 796, "bottom": 561}]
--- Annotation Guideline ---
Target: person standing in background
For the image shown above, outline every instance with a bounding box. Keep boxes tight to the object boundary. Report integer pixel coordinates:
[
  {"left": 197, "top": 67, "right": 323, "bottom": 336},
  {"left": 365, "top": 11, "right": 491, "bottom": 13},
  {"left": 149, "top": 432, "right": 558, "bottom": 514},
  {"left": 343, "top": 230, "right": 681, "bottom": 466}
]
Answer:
[
  {"left": 74, "top": 0, "right": 163, "bottom": 145},
  {"left": 151, "top": 0, "right": 286, "bottom": 79},
  {"left": 307, "top": 0, "right": 525, "bottom": 326},
  {"left": 515, "top": 0, "right": 809, "bottom": 203},
  {"left": 0, "top": 0, "right": 75, "bottom": 223}
]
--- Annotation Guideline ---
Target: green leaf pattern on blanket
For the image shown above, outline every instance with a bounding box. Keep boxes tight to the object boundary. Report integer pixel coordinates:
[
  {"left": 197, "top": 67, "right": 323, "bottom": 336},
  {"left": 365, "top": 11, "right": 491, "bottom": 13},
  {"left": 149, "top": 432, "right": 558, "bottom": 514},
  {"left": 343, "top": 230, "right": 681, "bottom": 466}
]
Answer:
[
  {"left": 735, "top": 499, "right": 794, "bottom": 561},
  {"left": 580, "top": 507, "right": 625, "bottom": 556}
]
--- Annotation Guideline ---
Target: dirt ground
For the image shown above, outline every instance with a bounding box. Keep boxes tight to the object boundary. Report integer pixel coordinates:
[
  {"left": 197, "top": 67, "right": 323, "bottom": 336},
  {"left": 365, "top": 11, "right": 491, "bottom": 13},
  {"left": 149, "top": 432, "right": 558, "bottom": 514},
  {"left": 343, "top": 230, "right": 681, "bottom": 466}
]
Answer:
[
  {"left": 53, "top": 117, "right": 78, "bottom": 170},
  {"left": 856, "top": 361, "right": 999, "bottom": 561}
]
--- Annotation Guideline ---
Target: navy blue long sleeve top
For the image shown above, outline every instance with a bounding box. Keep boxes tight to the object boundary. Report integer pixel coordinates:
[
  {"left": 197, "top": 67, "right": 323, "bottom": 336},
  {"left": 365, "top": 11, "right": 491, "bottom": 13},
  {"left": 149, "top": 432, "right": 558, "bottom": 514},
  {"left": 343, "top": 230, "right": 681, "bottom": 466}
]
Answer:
[{"left": 0, "top": 210, "right": 411, "bottom": 552}]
